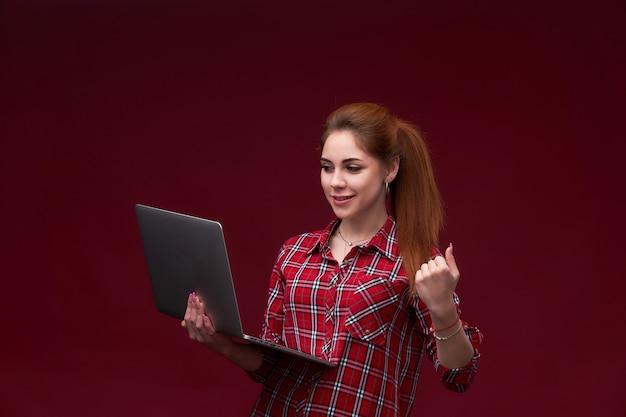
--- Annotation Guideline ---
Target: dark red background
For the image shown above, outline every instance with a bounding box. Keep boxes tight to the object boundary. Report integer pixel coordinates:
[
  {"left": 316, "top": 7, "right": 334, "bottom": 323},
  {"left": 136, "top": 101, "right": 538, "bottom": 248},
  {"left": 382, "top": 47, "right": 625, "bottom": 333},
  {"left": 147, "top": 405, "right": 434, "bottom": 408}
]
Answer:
[{"left": 1, "top": 0, "right": 625, "bottom": 416}]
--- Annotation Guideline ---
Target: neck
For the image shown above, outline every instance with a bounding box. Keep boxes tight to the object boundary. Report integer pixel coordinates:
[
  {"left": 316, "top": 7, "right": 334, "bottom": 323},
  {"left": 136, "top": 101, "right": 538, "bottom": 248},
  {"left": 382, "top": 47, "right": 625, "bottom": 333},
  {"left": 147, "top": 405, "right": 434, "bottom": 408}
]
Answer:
[{"left": 338, "top": 211, "right": 388, "bottom": 243}]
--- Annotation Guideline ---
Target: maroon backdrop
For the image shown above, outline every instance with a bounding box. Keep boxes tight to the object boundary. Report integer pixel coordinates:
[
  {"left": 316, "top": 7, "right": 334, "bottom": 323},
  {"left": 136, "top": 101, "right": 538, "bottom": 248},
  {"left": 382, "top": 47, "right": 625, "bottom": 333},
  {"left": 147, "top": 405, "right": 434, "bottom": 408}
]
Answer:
[{"left": 1, "top": 0, "right": 625, "bottom": 416}]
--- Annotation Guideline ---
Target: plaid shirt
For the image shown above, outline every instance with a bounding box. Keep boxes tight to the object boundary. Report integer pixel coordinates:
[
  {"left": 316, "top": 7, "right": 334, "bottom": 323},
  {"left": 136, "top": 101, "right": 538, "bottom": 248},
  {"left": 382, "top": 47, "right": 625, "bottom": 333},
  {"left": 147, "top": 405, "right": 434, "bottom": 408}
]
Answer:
[{"left": 247, "top": 216, "right": 482, "bottom": 417}]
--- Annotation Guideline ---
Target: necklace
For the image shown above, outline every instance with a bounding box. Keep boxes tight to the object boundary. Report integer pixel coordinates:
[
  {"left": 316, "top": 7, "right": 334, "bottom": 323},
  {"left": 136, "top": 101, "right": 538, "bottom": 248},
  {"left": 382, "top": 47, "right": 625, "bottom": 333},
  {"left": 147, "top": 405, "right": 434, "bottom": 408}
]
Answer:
[{"left": 337, "top": 227, "right": 375, "bottom": 246}]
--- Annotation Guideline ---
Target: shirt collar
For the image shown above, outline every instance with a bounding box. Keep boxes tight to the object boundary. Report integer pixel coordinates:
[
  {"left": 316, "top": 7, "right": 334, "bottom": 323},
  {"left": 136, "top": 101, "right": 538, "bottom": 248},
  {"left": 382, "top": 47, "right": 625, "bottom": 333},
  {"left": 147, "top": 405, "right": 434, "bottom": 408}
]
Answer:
[{"left": 307, "top": 216, "right": 399, "bottom": 261}]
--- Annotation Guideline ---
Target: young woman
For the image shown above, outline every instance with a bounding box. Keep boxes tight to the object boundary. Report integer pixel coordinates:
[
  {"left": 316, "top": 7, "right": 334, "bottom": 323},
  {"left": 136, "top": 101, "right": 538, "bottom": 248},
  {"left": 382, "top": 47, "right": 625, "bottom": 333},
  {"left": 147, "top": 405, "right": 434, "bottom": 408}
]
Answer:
[{"left": 182, "top": 103, "right": 482, "bottom": 416}]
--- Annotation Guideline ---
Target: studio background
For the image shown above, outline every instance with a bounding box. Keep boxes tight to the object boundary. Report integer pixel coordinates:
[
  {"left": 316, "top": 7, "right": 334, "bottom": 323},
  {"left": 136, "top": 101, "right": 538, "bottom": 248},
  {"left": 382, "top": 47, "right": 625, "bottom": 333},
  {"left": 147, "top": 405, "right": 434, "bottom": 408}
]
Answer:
[{"left": 1, "top": 1, "right": 624, "bottom": 416}]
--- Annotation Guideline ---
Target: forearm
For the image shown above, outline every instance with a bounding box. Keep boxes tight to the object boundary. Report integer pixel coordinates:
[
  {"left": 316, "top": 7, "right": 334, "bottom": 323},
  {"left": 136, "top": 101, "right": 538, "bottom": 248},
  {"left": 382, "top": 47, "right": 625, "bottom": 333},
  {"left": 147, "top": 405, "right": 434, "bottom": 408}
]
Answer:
[
  {"left": 430, "top": 305, "right": 475, "bottom": 369},
  {"left": 221, "top": 341, "right": 264, "bottom": 372}
]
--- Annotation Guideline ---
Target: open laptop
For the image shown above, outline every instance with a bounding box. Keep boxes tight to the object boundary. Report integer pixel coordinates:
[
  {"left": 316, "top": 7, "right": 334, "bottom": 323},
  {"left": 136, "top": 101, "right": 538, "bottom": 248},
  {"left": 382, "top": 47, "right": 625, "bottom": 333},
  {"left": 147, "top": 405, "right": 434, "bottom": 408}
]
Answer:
[{"left": 135, "top": 204, "right": 335, "bottom": 367}]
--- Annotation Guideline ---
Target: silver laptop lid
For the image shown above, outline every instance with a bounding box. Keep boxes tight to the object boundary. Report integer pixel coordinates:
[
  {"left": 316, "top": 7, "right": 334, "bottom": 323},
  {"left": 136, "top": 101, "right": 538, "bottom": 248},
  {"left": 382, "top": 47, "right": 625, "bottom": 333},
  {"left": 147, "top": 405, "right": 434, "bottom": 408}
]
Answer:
[{"left": 135, "top": 204, "right": 245, "bottom": 337}]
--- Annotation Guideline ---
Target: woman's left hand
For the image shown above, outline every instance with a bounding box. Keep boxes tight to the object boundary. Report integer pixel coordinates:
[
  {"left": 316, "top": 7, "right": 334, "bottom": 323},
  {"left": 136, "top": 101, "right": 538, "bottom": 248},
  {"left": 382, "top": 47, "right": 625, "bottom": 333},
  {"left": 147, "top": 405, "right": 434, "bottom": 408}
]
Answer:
[
  {"left": 414, "top": 244, "right": 460, "bottom": 316},
  {"left": 181, "top": 292, "right": 234, "bottom": 356}
]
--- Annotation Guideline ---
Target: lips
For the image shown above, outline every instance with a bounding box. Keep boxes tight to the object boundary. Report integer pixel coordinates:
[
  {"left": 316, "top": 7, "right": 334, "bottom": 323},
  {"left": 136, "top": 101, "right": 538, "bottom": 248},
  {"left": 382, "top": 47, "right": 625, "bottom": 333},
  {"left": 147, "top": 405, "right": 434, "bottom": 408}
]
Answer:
[{"left": 332, "top": 195, "right": 354, "bottom": 205}]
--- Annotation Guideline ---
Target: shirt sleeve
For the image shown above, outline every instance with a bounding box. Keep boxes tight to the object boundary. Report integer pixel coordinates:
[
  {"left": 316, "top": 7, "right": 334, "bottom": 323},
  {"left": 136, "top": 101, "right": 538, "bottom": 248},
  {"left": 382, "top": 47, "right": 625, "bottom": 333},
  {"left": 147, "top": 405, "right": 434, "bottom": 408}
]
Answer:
[
  {"left": 246, "top": 348, "right": 280, "bottom": 383},
  {"left": 432, "top": 319, "right": 483, "bottom": 393},
  {"left": 259, "top": 244, "right": 288, "bottom": 344},
  {"left": 245, "top": 243, "right": 289, "bottom": 383},
  {"left": 411, "top": 293, "right": 483, "bottom": 393}
]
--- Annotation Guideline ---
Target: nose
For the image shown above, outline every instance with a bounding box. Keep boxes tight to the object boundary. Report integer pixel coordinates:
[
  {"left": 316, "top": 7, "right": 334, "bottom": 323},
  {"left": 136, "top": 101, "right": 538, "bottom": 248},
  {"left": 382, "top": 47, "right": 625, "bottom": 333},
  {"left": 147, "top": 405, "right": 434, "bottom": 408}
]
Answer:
[{"left": 330, "top": 170, "right": 346, "bottom": 188}]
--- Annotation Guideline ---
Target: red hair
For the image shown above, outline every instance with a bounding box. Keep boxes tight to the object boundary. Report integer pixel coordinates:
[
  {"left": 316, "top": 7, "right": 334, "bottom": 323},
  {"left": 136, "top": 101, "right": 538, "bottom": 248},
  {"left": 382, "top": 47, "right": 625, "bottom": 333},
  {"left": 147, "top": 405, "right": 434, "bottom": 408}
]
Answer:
[{"left": 320, "top": 103, "right": 443, "bottom": 296}]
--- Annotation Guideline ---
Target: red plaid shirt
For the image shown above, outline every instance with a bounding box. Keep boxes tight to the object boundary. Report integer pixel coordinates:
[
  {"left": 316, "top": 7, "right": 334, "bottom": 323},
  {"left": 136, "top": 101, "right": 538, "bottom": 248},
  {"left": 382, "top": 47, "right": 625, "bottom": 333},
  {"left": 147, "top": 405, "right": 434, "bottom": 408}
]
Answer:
[{"left": 247, "top": 216, "right": 482, "bottom": 417}]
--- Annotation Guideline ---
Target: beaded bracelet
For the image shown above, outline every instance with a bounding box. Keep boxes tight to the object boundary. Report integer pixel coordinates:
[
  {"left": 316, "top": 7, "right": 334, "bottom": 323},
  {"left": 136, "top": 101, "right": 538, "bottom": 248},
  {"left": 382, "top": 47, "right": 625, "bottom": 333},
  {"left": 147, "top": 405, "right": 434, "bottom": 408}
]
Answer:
[{"left": 432, "top": 319, "right": 463, "bottom": 341}]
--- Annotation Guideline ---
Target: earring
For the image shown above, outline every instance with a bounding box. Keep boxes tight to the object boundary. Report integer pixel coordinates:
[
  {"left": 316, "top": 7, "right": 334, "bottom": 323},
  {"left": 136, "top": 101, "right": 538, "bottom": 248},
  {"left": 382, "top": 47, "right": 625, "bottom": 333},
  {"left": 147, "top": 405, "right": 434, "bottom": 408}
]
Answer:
[{"left": 385, "top": 182, "right": 390, "bottom": 195}]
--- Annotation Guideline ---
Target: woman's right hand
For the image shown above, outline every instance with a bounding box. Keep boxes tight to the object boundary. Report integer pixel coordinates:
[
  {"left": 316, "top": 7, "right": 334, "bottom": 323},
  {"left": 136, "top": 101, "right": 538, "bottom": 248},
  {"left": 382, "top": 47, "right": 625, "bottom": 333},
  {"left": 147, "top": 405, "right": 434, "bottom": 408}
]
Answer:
[{"left": 181, "top": 292, "right": 234, "bottom": 356}]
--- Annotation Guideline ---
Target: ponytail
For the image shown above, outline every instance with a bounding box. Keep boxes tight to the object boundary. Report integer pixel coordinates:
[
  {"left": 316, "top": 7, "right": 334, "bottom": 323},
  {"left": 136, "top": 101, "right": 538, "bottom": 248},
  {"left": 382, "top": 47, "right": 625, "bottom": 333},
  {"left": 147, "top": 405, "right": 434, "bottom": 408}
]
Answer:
[{"left": 392, "top": 121, "right": 443, "bottom": 297}]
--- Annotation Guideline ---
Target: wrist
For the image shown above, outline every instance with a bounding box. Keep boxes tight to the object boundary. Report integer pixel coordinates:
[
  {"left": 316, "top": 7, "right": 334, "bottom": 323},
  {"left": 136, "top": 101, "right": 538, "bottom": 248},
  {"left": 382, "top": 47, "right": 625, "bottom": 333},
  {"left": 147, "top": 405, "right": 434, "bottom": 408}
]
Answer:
[
  {"left": 428, "top": 303, "right": 458, "bottom": 328},
  {"left": 431, "top": 319, "right": 463, "bottom": 341},
  {"left": 429, "top": 308, "right": 462, "bottom": 341},
  {"left": 213, "top": 337, "right": 236, "bottom": 358}
]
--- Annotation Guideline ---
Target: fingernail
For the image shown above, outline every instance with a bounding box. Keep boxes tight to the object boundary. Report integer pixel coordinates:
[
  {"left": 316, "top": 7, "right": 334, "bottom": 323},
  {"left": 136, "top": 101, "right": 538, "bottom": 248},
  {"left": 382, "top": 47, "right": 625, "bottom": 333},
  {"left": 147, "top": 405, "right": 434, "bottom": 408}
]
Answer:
[{"left": 449, "top": 242, "right": 453, "bottom": 248}]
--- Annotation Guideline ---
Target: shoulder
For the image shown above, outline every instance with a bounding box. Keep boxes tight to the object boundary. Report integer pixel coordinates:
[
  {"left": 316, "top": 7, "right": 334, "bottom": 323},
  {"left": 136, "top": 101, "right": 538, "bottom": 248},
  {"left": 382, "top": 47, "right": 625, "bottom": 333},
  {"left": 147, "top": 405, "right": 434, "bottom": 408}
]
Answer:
[
  {"left": 281, "top": 229, "right": 325, "bottom": 253},
  {"left": 278, "top": 219, "right": 337, "bottom": 257}
]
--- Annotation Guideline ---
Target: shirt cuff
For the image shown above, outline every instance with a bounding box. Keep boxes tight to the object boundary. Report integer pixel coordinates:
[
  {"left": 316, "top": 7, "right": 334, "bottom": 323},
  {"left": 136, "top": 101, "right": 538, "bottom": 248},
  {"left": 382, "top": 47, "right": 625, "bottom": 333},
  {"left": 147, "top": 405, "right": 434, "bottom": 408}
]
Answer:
[
  {"left": 435, "top": 323, "right": 483, "bottom": 393},
  {"left": 246, "top": 348, "right": 280, "bottom": 383}
]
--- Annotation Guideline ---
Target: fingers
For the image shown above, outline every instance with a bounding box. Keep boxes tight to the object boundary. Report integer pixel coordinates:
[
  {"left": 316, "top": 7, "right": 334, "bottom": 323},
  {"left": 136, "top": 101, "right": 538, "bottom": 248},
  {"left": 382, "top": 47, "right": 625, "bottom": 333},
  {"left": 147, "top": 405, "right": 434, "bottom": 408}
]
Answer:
[
  {"left": 420, "top": 256, "right": 447, "bottom": 276},
  {"left": 182, "top": 292, "right": 220, "bottom": 345},
  {"left": 187, "top": 292, "right": 199, "bottom": 325},
  {"left": 194, "top": 296, "right": 206, "bottom": 330},
  {"left": 445, "top": 243, "right": 460, "bottom": 278},
  {"left": 415, "top": 245, "right": 460, "bottom": 284},
  {"left": 181, "top": 294, "right": 192, "bottom": 328},
  {"left": 433, "top": 256, "right": 447, "bottom": 269},
  {"left": 183, "top": 292, "right": 203, "bottom": 339},
  {"left": 423, "top": 244, "right": 459, "bottom": 277}
]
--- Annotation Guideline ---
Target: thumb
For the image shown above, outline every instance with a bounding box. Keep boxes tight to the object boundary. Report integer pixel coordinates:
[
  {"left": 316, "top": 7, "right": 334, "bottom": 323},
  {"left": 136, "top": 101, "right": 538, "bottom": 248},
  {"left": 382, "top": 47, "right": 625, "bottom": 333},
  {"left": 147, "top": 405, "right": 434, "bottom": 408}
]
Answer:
[{"left": 445, "top": 243, "right": 460, "bottom": 278}]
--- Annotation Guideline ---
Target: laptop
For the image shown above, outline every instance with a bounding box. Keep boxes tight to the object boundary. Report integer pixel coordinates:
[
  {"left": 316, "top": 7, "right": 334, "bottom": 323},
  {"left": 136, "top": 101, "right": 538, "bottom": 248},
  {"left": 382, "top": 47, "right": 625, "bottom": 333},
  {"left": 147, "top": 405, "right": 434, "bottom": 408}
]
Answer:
[{"left": 135, "top": 204, "right": 335, "bottom": 367}]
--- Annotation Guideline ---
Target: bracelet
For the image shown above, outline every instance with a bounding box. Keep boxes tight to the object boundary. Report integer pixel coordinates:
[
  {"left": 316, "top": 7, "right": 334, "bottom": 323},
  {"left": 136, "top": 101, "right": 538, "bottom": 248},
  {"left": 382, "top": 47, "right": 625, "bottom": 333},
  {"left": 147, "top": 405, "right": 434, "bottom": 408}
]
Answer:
[
  {"left": 432, "top": 320, "right": 463, "bottom": 341},
  {"left": 429, "top": 316, "right": 460, "bottom": 333}
]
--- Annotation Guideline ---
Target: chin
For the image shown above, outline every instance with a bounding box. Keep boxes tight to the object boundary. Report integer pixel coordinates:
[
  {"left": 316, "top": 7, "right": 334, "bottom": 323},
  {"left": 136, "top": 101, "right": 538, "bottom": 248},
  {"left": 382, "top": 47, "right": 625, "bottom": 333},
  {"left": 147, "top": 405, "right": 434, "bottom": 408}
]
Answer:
[{"left": 330, "top": 208, "right": 348, "bottom": 220}]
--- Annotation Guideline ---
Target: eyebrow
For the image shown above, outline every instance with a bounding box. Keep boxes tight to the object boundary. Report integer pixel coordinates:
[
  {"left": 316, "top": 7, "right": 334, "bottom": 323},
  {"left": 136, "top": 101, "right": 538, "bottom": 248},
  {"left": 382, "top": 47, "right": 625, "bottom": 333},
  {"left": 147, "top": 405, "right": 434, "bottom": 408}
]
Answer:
[{"left": 320, "top": 157, "right": 364, "bottom": 164}]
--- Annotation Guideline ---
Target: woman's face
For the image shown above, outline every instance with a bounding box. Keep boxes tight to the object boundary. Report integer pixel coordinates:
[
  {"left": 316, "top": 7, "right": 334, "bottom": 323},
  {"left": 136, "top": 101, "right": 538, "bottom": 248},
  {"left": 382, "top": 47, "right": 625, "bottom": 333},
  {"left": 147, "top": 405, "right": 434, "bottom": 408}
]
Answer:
[{"left": 320, "top": 130, "right": 394, "bottom": 224}]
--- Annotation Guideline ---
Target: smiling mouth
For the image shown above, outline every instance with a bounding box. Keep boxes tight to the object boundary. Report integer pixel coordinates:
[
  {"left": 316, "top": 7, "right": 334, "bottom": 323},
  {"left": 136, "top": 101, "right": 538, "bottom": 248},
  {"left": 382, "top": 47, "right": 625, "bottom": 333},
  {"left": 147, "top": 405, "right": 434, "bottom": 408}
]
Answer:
[{"left": 333, "top": 195, "right": 354, "bottom": 202}]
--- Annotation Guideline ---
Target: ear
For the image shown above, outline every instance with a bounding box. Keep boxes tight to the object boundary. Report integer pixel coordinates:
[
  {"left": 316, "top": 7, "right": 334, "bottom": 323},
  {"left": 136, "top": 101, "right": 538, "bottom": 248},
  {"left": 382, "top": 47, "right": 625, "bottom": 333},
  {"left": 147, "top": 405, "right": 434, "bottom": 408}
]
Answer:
[{"left": 384, "top": 156, "right": 400, "bottom": 183}]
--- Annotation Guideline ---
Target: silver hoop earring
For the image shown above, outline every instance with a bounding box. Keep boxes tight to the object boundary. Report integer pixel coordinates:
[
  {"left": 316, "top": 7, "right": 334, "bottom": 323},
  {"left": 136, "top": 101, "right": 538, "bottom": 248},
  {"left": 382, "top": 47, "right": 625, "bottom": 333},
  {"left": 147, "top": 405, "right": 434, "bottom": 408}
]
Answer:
[{"left": 385, "top": 182, "right": 390, "bottom": 195}]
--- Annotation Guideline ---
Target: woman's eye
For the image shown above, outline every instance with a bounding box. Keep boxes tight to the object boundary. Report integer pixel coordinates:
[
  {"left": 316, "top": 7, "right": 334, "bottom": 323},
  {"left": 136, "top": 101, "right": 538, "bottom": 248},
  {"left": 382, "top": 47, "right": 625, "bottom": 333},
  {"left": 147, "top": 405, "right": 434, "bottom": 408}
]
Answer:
[
  {"left": 321, "top": 164, "right": 333, "bottom": 172},
  {"left": 347, "top": 166, "right": 362, "bottom": 173}
]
